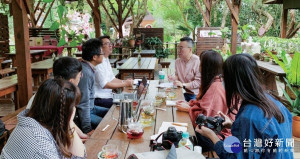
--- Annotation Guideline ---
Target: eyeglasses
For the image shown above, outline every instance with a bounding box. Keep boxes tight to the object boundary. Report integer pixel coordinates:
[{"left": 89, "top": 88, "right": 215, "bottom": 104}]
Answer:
[
  {"left": 177, "top": 47, "right": 191, "bottom": 50},
  {"left": 103, "top": 42, "right": 113, "bottom": 46}
]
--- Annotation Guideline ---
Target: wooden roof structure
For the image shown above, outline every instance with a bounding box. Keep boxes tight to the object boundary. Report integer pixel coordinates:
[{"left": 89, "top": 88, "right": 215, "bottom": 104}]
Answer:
[
  {"left": 263, "top": 0, "right": 300, "bottom": 38},
  {"left": 5, "top": 0, "right": 102, "bottom": 107}
]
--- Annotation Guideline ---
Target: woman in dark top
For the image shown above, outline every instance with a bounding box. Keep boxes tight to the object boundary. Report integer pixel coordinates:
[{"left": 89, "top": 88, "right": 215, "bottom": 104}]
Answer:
[{"left": 196, "top": 53, "right": 293, "bottom": 159}]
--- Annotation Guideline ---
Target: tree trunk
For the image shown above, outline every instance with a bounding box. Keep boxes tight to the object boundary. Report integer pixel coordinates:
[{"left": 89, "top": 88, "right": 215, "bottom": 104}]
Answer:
[
  {"left": 221, "top": 7, "right": 229, "bottom": 27},
  {"left": 286, "top": 10, "right": 300, "bottom": 38},
  {"left": 251, "top": 1, "right": 274, "bottom": 36}
]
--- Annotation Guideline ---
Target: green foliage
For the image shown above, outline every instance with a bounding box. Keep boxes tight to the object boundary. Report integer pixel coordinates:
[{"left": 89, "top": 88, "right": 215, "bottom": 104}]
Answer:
[
  {"left": 145, "top": 37, "right": 162, "bottom": 49},
  {"left": 43, "top": 0, "right": 53, "bottom": 2},
  {"left": 49, "top": 21, "right": 60, "bottom": 31},
  {"left": 268, "top": 51, "right": 300, "bottom": 86},
  {"left": 220, "top": 27, "right": 229, "bottom": 40},
  {"left": 282, "top": 78, "right": 300, "bottom": 116},
  {"left": 254, "top": 36, "right": 300, "bottom": 53},
  {"left": 155, "top": 47, "right": 170, "bottom": 59}
]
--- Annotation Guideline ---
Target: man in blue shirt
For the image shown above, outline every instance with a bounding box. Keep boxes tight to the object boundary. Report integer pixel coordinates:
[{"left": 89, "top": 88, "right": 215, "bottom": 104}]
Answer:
[{"left": 77, "top": 38, "right": 109, "bottom": 134}]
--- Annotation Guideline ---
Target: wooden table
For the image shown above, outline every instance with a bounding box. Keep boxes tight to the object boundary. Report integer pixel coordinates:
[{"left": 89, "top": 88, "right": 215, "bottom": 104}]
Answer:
[
  {"left": 6, "top": 50, "right": 47, "bottom": 66},
  {"left": 0, "top": 75, "right": 18, "bottom": 110},
  {"left": 256, "top": 60, "right": 286, "bottom": 95},
  {"left": 85, "top": 80, "right": 196, "bottom": 159},
  {"left": 133, "top": 50, "right": 156, "bottom": 57},
  {"left": 118, "top": 58, "right": 156, "bottom": 80},
  {"left": 31, "top": 59, "right": 54, "bottom": 88}
]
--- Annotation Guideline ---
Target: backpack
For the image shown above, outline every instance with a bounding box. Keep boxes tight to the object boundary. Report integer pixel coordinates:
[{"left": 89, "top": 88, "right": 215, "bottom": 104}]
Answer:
[{"left": 0, "top": 119, "right": 9, "bottom": 137}]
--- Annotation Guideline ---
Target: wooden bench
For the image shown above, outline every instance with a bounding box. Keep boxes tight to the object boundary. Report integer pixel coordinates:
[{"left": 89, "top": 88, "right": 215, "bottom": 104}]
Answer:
[
  {"left": 0, "top": 68, "right": 16, "bottom": 78},
  {"left": 1, "top": 59, "right": 12, "bottom": 69},
  {"left": 0, "top": 74, "right": 19, "bottom": 109},
  {"left": 0, "top": 106, "right": 26, "bottom": 151}
]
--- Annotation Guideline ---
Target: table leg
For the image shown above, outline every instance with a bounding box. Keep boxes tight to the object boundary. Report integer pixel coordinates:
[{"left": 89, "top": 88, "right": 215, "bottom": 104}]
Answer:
[
  {"left": 13, "top": 90, "right": 19, "bottom": 110},
  {"left": 261, "top": 70, "right": 278, "bottom": 95},
  {"left": 67, "top": 48, "right": 72, "bottom": 56}
]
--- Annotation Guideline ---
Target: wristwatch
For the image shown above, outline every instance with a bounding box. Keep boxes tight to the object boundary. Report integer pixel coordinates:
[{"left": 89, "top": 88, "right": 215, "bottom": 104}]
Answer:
[{"left": 183, "top": 83, "right": 186, "bottom": 89}]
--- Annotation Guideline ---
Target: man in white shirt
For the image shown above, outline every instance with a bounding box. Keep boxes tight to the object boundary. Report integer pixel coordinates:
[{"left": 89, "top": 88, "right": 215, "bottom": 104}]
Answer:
[{"left": 94, "top": 36, "right": 133, "bottom": 108}]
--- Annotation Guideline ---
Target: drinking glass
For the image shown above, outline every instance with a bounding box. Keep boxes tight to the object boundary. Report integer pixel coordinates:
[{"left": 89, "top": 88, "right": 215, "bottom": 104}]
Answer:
[{"left": 102, "top": 144, "right": 119, "bottom": 159}]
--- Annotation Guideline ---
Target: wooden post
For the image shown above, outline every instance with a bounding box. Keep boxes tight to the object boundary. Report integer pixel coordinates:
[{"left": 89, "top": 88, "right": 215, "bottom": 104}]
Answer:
[
  {"left": 93, "top": 0, "right": 101, "bottom": 37},
  {"left": 118, "top": 0, "right": 123, "bottom": 38},
  {"left": 12, "top": 0, "right": 33, "bottom": 108},
  {"left": 229, "top": 0, "right": 241, "bottom": 54},
  {"left": 175, "top": 41, "right": 178, "bottom": 59},
  {"left": 204, "top": 0, "right": 212, "bottom": 27},
  {"left": 280, "top": 9, "right": 288, "bottom": 38},
  {"left": 166, "top": 42, "right": 169, "bottom": 49}
]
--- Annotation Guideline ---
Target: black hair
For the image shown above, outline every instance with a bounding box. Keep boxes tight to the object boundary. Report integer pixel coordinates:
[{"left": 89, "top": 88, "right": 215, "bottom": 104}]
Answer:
[
  {"left": 82, "top": 38, "right": 102, "bottom": 61},
  {"left": 98, "top": 35, "right": 110, "bottom": 43},
  {"left": 197, "top": 50, "right": 223, "bottom": 100},
  {"left": 27, "top": 78, "right": 81, "bottom": 157},
  {"left": 180, "top": 37, "right": 193, "bottom": 48},
  {"left": 223, "top": 53, "right": 284, "bottom": 123},
  {"left": 53, "top": 57, "right": 82, "bottom": 80}
]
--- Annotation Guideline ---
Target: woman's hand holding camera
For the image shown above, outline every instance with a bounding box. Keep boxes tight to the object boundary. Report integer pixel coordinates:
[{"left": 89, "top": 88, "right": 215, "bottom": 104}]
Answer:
[
  {"left": 195, "top": 125, "right": 220, "bottom": 145},
  {"left": 218, "top": 111, "right": 233, "bottom": 129}
]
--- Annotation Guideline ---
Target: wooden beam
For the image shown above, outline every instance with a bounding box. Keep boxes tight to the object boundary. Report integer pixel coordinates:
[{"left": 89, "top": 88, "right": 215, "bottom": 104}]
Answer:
[
  {"left": 230, "top": 0, "right": 241, "bottom": 54},
  {"left": 225, "top": 0, "right": 239, "bottom": 24},
  {"left": 11, "top": 0, "right": 33, "bottom": 108},
  {"left": 34, "top": 0, "right": 40, "bottom": 13},
  {"left": 118, "top": 0, "right": 123, "bottom": 38},
  {"left": 107, "top": 0, "right": 118, "bottom": 17},
  {"left": 93, "top": 0, "right": 101, "bottom": 37},
  {"left": 40, "top": 0, "right": 55, "bottom": 28},
  {"left": 101, "top": 3, "right": 118, "bottom": 32},
  {"left": 24, "top": 0, "right": 36, "bottom": 27},
  {"left": 204, "top": 0, "right": 212, "bottom": 27},
  {"left": 87, "top": 0, "right": 101, "bottom": 20},
  {"left": 280, "top": 9, "right": 288, "bottom": 38},
  {"left": 203, "top": 0, "right": 211, "bottom": 11},
  {"left": 195, "top": 0, "right": 210, "bottom": 26},
  {"left": 36, "top": 3, "right": 46, "bottom": 24}
]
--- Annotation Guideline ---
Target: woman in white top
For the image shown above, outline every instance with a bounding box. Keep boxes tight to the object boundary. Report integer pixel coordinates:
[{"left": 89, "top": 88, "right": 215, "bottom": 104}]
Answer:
[{"left": 1, "top": 79, "right": 86, "bottom": 159}]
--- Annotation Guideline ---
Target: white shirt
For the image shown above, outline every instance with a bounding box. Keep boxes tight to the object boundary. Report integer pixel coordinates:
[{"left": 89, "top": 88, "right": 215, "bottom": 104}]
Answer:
[{"left": 94, "top": 57, "right": 115, "bottom": 98}]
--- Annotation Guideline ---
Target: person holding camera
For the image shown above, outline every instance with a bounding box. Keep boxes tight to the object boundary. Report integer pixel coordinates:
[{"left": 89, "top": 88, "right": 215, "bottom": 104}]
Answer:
[
  {"left": 176, "top": 50, "right": 236, "bottom": 152},
  {"left": 196, "top": 54, "right": 293, "bottom": 158}
]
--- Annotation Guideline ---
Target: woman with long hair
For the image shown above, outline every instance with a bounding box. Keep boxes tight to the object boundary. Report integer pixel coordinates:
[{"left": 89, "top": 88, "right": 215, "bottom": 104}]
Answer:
[
  {"left": 176, "top": 50, "right": 236, "bottom": 152},
  {"left": 1, "top": 79, "right": 86, "bottom": 158},
  {"left": 196, "top": 53, "right": 293, "bottom": 158}
]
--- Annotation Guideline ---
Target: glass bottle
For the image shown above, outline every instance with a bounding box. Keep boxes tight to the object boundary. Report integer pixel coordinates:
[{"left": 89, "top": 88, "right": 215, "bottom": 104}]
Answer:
[{"left": 178, "top": 132, "right": 193, "bottom": 150}]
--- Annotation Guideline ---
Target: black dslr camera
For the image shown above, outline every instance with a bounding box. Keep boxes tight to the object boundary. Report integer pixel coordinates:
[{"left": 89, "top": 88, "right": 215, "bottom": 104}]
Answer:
[
  {"left": 150, "top": 126, "right": 182, "bottom": 151},
  {"left": 162, "top": 126, "right": 182, "bottom": 148},
  {"left": 195, "top": 114, "right": 224, "bottom": 134}
]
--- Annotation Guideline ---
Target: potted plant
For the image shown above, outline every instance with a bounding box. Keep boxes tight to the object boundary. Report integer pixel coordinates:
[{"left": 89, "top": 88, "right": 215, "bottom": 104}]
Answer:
[
  {"left": 145, "top": 37, "right": 162, "bottom": 49},
  {"left": 155, "top": 46, "right": 170, "bottom": 63},
  {"left": 282, "top": 78, "right": 300, "bottom": 137},
  {"left": 128, "top": 36, "right": 135, "bottom": 47},
  {"left": 267, "top": 51, "right": 299, "bottom": 99}
]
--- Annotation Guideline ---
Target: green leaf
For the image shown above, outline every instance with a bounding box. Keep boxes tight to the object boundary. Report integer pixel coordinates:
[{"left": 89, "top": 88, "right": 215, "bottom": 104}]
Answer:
[
  {"left": 266, "top": 50, "right": 287, "bottom": 73},
  {"left": 42, "top": 0, "right": 53, "bottom": 2},
  {"left": 57, "top": 38, "right": 66, "bottom": 47},
  {"left": 283, "top": 77, "right": 296, "bottom": 97},
  {"left": 57, "top": 5, "right": 65, "bottom": 19},
  {"left": 290, "top": 52, "right": 300, "bottom": 86},
  {"left": 49, "top": 21, "right": 59, "bottom": 31},
  {"left": 70, "top": 41, "right": 77, "bottom": 47}
]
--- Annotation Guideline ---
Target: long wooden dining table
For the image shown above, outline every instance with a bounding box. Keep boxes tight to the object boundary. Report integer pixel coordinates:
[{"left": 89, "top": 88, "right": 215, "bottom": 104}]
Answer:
[{"left": 85, "top": 80, "right": 196, "bottom": 159}]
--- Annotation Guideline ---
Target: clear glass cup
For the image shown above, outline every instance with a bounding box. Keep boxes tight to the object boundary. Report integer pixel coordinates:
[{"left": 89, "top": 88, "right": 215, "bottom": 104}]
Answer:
[
  {"left": 102, "top": 144, "right": 119, "bottom": 159},
  {"left": 139, "top": 105, "right": 155, "bottom": 127},
  {"left": 127, "top": 121, "right": 144, "bottom": 139}
]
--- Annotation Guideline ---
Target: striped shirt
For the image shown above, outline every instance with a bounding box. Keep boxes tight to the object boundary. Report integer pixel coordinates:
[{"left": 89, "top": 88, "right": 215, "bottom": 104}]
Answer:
[{"left": 0, "top": 110, "right": 86, "bottom": 159}]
